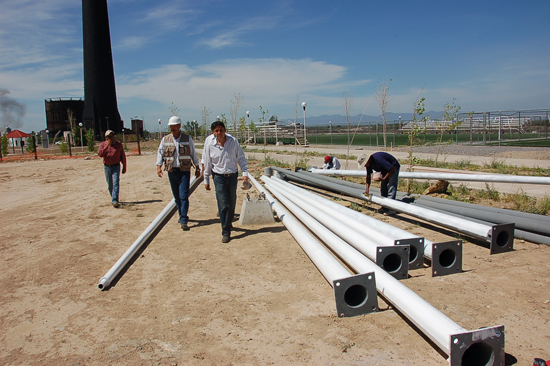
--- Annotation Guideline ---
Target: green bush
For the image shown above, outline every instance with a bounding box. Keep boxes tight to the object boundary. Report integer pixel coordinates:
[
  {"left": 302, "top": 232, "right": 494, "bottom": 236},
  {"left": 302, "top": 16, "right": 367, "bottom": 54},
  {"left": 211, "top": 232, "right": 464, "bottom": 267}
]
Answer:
[
  {"left": 1, "top": 134, "right": 9, "bottom": 156},
  {"left": 59, "top": 141, "right": 69, "bottom": 154},
  {"left": 86, "top": 129, "right": 95, "bottom": 152},
  {"left": 25, "top": 135, "right": 36, "bottom": 153}
]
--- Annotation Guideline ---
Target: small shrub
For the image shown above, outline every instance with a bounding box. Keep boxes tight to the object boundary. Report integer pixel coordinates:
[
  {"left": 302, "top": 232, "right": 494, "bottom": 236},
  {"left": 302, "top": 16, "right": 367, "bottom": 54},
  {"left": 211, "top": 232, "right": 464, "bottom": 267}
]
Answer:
[
  {"left": 476, "top": 183, "right": 500, "bottom": 201},
  {"left": 86, "top": 128, "right": 95, "bottom": 152},
  {"left": 1, "top": 134, "right": 8, "bottom": 156},
  {"left": 59, "top": 141, "right": 69, "bottom": 154}
]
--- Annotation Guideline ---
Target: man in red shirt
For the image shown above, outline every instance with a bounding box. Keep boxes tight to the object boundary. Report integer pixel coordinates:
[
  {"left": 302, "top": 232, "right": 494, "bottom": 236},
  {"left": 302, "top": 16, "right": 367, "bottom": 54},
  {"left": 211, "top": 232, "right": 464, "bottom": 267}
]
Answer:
[{"left": 98, "top": 130, "right": 127, "bottom": 207}]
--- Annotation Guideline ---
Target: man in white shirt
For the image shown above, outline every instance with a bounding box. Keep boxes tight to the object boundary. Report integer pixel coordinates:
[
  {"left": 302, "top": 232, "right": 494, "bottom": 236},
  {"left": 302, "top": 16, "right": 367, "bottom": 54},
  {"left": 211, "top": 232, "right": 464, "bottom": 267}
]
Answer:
[
  {"left": 203, "top": 121, "right": 248, "bottom": 243},
  {"left": 322, "top": 155, "right": 341, "bottom": 170},
  {"left": 156, "top": 116, "right": 200, "bottom": 231}
]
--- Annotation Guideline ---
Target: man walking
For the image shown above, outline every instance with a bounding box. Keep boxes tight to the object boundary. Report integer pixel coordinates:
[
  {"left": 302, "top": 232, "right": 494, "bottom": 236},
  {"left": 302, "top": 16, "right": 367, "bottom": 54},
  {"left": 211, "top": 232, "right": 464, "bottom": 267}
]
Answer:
[
  {"left": 98, "top": 130, "right": 126, "bottom": 208},
  {"left": 357, "top": 152, "right": 400, "bottom": 215},
  {"left": 203, "top": 121, "right": 249, "bottom": 243},
  {"left": 156, "top": 116, "right": 201, "bottom": 231}
]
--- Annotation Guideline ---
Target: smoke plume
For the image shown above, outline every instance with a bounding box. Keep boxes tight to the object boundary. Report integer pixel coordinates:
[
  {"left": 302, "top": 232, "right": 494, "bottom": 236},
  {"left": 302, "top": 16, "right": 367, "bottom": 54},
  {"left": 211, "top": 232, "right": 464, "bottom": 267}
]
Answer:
[{"left": 1, "top": 89, "right": 26, "bottom": 131}]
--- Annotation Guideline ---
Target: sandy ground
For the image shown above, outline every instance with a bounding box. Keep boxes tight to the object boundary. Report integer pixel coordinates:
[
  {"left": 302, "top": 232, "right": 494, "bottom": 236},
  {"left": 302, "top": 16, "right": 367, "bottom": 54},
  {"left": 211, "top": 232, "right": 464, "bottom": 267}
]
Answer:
[{"left": 1, "top": 145, "right": 550, "bottom": 365}]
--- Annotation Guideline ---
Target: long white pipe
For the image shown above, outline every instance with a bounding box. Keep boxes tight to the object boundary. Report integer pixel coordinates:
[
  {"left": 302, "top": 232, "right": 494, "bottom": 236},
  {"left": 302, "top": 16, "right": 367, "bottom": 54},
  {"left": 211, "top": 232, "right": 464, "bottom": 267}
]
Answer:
[
  {"left": 262, "top": 177, "right": 409, "bottom": 279},
  {"left": 311, "top": 168, "right": 550, "bottom": 184},
  {"left": 279, "top": 167, "right": 513, "bottom": 252},
  {"left": 98, "top": 176, "right": 203, "bottom": 290},
  {"left": 270, "top": 176, "right": 430, "bottom": 253},
  {"left": 269, "top": 176, "right": 423, "bottom": 256},
  {"left": 248, "top": 176, "right": 377, "bottom": 317},
  {"left": 260, "top": 175, "right": 504, "bottom": 364}
]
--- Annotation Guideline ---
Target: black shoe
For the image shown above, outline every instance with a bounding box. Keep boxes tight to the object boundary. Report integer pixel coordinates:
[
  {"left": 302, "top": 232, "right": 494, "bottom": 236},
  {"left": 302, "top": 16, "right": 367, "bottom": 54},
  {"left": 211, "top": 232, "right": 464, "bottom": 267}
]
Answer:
[
  {"left": 221, "top": 235, "right": 230, "bottom": 243},
  {"left": 181, "top": 223, "right": 189, "bottom": 231},
  {"left": 112, "top": 202, "right": 120, "bottom": 208}
]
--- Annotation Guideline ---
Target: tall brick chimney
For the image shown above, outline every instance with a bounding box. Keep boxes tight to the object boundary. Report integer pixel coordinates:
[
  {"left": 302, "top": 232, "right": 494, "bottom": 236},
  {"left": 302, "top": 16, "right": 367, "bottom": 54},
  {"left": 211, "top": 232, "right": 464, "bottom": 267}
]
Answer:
[{"left": 82, "top": 0, "right": 122, "bottom": 140}]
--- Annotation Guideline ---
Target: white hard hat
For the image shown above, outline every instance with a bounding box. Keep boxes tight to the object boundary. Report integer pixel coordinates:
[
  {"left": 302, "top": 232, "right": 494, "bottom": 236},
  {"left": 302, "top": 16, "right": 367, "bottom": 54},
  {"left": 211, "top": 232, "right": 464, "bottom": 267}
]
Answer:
[{"left": 168, "top": 116, "right": 182, "bottom": 125}]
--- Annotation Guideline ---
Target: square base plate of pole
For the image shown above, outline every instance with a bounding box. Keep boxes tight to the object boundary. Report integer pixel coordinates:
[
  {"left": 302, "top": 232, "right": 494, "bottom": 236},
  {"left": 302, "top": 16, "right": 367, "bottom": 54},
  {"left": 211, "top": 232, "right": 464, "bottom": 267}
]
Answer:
[
  {"left": 376, "top": 246, "right": 409, "bottom": 280},
  {"left": 431, "top": 240, "right": 463, "bottom": 277},
  {"left": 450, "top": 325, "right": 505, "bottom": 366},
  {"left": 333, "top": 272, "right": 378, "bottom": 318},
  {"left": 490, "top": 223, "right": 515, "bottom": 254},
  {"left": 394, "top": 238, "right": 425, "bottom": 269}
]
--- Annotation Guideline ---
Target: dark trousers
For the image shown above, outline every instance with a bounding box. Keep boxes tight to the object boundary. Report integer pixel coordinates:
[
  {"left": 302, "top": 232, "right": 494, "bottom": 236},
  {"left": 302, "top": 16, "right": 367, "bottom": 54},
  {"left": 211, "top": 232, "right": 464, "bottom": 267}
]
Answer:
[
  {"left": 381, "top": 167, "right": 399, "bottom": 199},
  {"left": 168, "top": 170, "right": 191, "bottom": 224},
  {"left": 213, "top": 173, "right": 238, "bottom": 236}
]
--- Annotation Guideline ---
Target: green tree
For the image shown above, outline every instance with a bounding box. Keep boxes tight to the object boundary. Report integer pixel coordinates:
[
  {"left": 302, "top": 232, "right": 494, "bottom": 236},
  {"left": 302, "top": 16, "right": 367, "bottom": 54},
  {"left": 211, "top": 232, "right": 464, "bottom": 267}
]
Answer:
[
  {"left": 435, "top": 98, "right": 461, "bottom": 165},
  {"left": 169, "top": 102, "right": 179, "bottom": 116},
  {"left": 229, "top": 93, "right": 243, "bottom": 139},
  {"left": 376, "top": 81, "right": 391, "bottom": 149},
  {"left": 1, "top": 133, "right": 9, "bottom": 156},
  {"left": 86, "top": 128, "right": 95, "bottom": 152},
  {"left": 182, "top": 120, "right": 200, "bottom": 138},
  {"left": 25, "top": 133, "right": 36, "bottom": 153}
]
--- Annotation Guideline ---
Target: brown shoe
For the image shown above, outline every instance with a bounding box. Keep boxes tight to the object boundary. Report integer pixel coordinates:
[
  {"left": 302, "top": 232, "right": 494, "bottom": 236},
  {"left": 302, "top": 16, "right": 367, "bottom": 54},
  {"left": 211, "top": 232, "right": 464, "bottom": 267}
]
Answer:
[
  {"left": 112, "top": 202, "right": 120, "bottom": 208},
  {"left": 181, "top": 223, "right": 189, "bottom": 231},
  {"left": 221, "top": 235, "right": 230, "bottom": 243}
]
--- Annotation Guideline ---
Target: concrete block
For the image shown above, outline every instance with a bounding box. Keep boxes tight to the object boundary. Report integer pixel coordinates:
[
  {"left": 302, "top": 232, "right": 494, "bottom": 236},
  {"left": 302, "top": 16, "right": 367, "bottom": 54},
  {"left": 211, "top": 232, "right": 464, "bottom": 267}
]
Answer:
[{"left": 239, "top": 199, "right": 275, "bottom": 225}]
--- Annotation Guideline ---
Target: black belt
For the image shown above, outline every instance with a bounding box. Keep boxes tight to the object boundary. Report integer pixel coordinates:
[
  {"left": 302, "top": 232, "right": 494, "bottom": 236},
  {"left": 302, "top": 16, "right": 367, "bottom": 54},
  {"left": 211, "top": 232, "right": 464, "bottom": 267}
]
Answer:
[
  {"left": 213, "top": 172, "right": 237, "bottom": 177},
  {"left": 104, "top": 163, "right": 119, "bottom": 167}
]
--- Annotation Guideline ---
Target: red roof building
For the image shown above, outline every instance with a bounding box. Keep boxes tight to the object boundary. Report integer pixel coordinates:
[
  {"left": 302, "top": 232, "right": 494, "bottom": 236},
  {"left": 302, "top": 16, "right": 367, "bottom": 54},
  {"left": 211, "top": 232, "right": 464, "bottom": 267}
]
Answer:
[{"left": 5, "top": 129, "right": 30, "bottom": 148}]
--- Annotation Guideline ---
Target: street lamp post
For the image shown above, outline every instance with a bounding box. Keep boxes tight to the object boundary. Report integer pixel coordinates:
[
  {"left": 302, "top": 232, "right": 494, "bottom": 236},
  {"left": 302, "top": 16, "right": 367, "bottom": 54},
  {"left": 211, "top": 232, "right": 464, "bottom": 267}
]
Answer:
[
  {"left": 302, "top": 102, "right": 307, "bottom": 146},
  {"left": 329, "top": 121, "right": 332, "bottom": 145},
  {"left": 79, "top": 122, "right": 83, "bottom": 151},
  {"left": 158, "top": 119, "right": 162, "bottom": 140},
  {"left": 246, "top": 111, "right": 250, "bottom": 143}
]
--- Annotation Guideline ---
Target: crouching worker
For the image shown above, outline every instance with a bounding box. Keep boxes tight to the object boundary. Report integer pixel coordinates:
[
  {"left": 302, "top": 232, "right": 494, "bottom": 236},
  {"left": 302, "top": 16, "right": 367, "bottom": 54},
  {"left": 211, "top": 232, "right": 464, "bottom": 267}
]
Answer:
[
  {"left": 357, "top": 152, "right": 400, "bottom": 215},
  {"left": 322, "top": 155, "right": 341, "bottom": 170}
]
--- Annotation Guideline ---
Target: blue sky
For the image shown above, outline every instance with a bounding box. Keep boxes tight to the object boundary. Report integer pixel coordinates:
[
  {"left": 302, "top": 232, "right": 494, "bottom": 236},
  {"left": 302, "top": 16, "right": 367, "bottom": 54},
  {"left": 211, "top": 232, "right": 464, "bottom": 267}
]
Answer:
[{"left": 1, "top": 0, "right": 550, "bottom": 133}]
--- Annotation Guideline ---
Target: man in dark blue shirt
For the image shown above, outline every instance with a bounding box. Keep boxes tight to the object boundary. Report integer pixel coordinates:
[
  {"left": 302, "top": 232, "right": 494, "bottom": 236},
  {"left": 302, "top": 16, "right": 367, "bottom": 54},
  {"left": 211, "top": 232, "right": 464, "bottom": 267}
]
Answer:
[{"left": 357, "top": 151, "right": 400, "bottom": 203}]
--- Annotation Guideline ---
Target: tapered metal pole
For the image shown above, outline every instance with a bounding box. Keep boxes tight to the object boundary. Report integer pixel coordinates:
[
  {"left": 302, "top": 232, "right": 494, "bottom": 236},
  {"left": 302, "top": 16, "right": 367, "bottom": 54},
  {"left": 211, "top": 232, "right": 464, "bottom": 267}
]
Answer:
[
  {"left": 310, "top": 168, "right": 550, "bottom": 185},
  {"left": 249, "top": 176, "right": 377, "bottom": 317},
  {"left": 98, "top": 176, "right": 203, "bottom": 290},
  {"left": 273, "top": 167, "right": 514, "bottom": 254},
  {"left": 269, "top": 175, "right": 462, "bottom": 276},
  {"left": 263, "top": 177, "right": 411, "bottom": 277},
  {"left": 257, "top": 176, "right": 505, "bottom": 365}
]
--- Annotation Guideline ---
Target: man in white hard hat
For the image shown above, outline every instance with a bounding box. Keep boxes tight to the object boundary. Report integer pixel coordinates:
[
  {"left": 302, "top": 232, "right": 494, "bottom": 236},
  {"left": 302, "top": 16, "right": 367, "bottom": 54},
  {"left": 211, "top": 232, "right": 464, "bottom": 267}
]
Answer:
[
  {"left": 156, "top": 116, "right": 201, "bottom": 231},
  {"left": 98, "top": 130, "right": 126, "bottom": 208}
]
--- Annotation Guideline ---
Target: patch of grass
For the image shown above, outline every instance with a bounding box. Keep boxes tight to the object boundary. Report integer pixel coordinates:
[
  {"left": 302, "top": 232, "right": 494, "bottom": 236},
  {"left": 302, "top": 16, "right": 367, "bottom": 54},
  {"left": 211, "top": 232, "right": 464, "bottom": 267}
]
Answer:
[
  {"left": 504, "top": 191, "right": 550, "bottom": 215},
  {"left": 476, "top": 183, "right": 500, "bottom": 201},
  {"left": 349, "top": 202, "right": 363, "bottom": 212},
  {"left": 400, "top": 179, "right": 431, "bottom": 195}
]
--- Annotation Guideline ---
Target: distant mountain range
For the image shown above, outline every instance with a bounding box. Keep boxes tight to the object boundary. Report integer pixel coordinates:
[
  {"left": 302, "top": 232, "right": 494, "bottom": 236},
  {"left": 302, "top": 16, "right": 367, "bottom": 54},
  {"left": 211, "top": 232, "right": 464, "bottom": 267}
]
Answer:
[{"left": 280, "top": 111, "right": 446, "bottom": 126}]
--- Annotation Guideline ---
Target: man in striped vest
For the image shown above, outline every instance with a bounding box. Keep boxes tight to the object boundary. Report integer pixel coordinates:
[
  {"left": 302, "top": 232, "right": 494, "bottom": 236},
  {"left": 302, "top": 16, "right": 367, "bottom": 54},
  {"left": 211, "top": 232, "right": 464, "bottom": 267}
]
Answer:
[{"left": 156, "top": 116, "right": 200, "bottom": 231}]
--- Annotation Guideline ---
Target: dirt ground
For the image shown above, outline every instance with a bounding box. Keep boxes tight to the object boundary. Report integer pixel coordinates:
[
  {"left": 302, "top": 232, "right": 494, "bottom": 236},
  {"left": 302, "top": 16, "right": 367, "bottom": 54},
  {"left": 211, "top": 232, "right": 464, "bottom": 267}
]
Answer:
[{"left": 1, "top": 145, "right": 550, "bottom": 365}]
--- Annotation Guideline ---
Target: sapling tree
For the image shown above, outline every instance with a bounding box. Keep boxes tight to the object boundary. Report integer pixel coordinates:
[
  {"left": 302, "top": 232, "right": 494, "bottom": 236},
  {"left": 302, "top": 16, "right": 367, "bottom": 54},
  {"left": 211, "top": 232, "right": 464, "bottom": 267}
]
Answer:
[{"left": 376, "top": 81, "right": 391, "bottom": 149}]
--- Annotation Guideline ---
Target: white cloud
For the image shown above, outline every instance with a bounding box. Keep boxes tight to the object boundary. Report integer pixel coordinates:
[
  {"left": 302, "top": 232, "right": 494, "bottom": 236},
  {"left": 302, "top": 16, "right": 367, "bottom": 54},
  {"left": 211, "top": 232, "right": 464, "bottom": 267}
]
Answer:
[{"left": 116, "top": 58, "right": 350, "bottom": 119}]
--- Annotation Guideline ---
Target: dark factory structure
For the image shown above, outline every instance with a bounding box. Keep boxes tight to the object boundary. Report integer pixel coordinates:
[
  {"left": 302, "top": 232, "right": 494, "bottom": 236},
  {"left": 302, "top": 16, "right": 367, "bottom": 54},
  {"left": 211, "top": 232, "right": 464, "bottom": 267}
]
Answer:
[{"left": 82, "top": 0, "right": 122, "bottom": 140}]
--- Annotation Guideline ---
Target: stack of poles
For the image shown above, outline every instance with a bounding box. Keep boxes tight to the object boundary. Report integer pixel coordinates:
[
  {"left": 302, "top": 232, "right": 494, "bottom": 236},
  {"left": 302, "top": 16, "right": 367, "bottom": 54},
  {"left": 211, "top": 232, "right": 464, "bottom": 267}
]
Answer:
[
  {"left": 256, "top": 174, "right": 505, "bottom": 365},
  {"left": 310, "top": 168, "right": 550, "bottom": 185},
  {"left": 311, "top": 168, "right": 550, "bottom": 246},
  {"left": 273, "top": 167, "right": 515, "bottom": 255},
  {"left": 247, "top": 175, "right": 378, "bottom": 318},
  {"left": 268, "top": 175, "right": 462, "bottom": 277}
]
